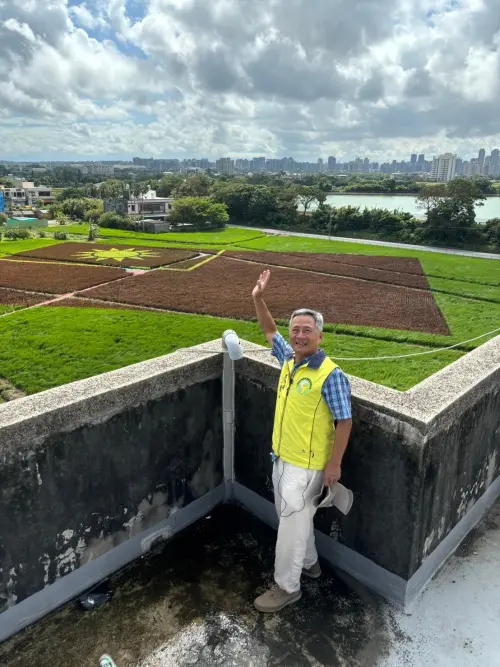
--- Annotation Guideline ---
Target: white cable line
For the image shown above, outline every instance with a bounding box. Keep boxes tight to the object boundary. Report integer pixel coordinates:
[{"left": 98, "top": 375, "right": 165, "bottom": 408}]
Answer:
[
  {"left": 192, "top": 327, "right": 500, "bottom": 361},
  {"left": 328, "top": 326, "right": 500, "bottom": 360}
]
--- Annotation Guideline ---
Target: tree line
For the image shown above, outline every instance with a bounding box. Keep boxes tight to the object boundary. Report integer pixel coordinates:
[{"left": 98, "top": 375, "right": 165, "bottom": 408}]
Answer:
[{"left": 4, "top": 172, "right": 498, "bottom": 250}]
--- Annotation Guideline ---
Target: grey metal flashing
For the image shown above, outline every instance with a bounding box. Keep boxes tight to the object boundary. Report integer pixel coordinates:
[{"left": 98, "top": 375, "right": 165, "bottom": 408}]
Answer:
[
  {"left": 231, "top": 479, "right": 500, "bottom": 608},
  {"left": 405, "top": 472, "right": 500, "bottom": 607},
  {"left": 231, "top": 481, "right": 407, "bottom": 605},
  {"left": 0, "top": 485, "right": 225, "bottom": 643}
]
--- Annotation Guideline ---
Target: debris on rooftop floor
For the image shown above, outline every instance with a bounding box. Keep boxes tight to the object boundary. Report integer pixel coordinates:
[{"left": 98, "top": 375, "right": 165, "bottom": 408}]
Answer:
[{"left": 1, "top": 500, "right": 499, "bottom": 667}]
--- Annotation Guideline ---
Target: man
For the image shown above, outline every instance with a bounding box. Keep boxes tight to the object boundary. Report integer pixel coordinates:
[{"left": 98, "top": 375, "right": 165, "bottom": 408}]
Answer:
[{"left": 252, "top": 269, "right": 352, "bottom": 613}]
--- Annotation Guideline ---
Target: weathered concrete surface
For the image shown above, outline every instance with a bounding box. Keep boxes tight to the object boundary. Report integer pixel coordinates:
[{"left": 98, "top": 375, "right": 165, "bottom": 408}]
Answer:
[
  {"left": 236, "top": 334, "right": 500, "bottom": 585},
  {"left": 0, "top": 376, "right": 223, "bottom": 613},
  {"left": 1, "top": 499, "right": 499, "bottom": 667},
  {"left": 0, "top": 505, "right": 401, "bottom": 667},
  {"left": 234, "top": 365, "right": 424, "bottom": 579},
  {"left": 411, "top": 384, "right": 500, "bottom": 574}
]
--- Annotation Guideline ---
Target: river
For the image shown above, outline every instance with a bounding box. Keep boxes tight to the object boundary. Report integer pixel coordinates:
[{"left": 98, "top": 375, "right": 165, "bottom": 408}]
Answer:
[{"left": 307, "top": 194, "right": 500, "bottom": 222}]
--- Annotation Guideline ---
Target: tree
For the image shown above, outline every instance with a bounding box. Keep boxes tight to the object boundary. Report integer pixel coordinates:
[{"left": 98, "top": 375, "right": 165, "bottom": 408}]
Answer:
[
  {"left": 416, "top": 179, "right": 486, "bottom": 245},
  {"left": 84, "top": 201, "right": 104, "bottom": 224},
  {"left": 56, "top": 187, "right": 86, "bottom": 203},
  {"left": 132, "top": 182, "right": 149, "bottom": 198},
  {"left": 169, "top": 198, "right": 229, "bottom": 230},
  {"left": 295, "top": 186, "right": 326, "bottom": 216},
  {"left": 0, "top": 212, "right": 6, "bottom": 240},
  {"left": 211, "top": 183, "right": 299, "bottom": 228},
  {"left": 60, "top": 197, "right": 97, "bottom": 220},
  {"left": 88, "top": 222, "right": 100, "bottom": 242},
  {"left": 173, "top": 174, "right": 213, "bottom": 198},
  {"left": 99, "top": 180, "right": 125, "bottom": 199},
  {"left": 415, "top": 184, "right": 448, "bottom": 217},
  {"left": 156, "top": 174, "right": 183, "bottom": 197},
  {"left": 483, "top": 218, "right": 500, "bottom": 249},
  {"left": 470, "top": 176, "right": 493, "bottom": 195},
  {"left": 211, "top": 183, "right": 256, "bottom": 223}
]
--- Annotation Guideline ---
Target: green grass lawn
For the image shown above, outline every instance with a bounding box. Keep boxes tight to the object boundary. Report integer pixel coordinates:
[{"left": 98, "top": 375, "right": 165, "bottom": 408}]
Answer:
[
  {"left": 0, "top": 308, "right": 465, "bottom": 395},
  {"left": 0, "top": 239, "right": 62, "bottom": 255},
  {"left": 52, "top": 224, "right": 266, "bottom": 246},
  {"left": 0, "top": 232, "right": 498, "bottom": 396}
]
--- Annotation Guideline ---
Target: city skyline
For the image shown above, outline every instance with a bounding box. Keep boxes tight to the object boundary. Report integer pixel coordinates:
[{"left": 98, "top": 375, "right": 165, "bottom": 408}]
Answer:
[
  {"left": 0, "top": 1, "right": 499, "bottom": 162},
  {"left": 3, "top": 147, "right": 500, "bottom": 174}
]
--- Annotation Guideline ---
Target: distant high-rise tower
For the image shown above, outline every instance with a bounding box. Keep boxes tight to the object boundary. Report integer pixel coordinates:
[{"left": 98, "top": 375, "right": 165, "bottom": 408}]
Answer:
[
  {"left": 478, "top": 148, "right": 486, "bottom": 173},
  {"left": 491, "top": 149, "right": 500, "bottom": 177},
  {"left": 328, "top": 156, "right": 336, "bottom": 172},
  {"left": 216, "top": 157, "right": 234, "bottom": 176},
  {"left": 431, "top": 154, "right": 457, "bottom": 182},
  {"left": 411, "top": 154, "right": 417, "bottom": 164}
]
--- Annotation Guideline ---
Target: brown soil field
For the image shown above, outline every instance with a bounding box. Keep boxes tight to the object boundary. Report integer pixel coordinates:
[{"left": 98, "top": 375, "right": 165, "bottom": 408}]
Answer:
[
  {"left": 0, "top": 287, "right": 50, "bottom": 308},
  {"left": 277, "top": 252, "right": 425, "bottom": 275},
  {"left": 160, "top": 255, "right": 207, "bottom": 270},
  {"left": 81, "top": 256, "right": 449, "bottom": 335},
  {"left": 13, "top": 243, "right": 198, "bottom": 268},
  {"left": 224, "top": 251, "right": 428, "bottom": 289},
  {"left": 0, "top": 259, "right": 126, "bottom": 294}
]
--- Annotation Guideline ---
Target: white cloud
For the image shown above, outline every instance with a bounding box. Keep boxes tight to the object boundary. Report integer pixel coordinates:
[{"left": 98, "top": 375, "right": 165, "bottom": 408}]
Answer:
[
  {"left": 3, "top": 17, "right": 36, "bottom": 41},
  {"left": 69, "top": 4, "right": 105, "bottom": 30},
  {"left": 0, "top": 0, "right": 499, "bottom": 159}
]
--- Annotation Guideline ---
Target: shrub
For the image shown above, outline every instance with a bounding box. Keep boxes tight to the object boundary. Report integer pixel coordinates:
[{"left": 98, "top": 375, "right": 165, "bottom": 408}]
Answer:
[
  {"left": 88, "top": 223, "right": 100, "bottom": 241},
  {"left": 483, "top": 218, "right": 500, "bottom": 248},
  {"left": 54, "top": 232, "right": 68, "bottom": 240},
  {"left": 4, "top": 228, "right": 31, "bottom": 240},
  {"left": 98, "top": 212, "right": 134, "bottom": 230},
  {"left": 38, "top": 230, "right": 47, "bottom": 238}
]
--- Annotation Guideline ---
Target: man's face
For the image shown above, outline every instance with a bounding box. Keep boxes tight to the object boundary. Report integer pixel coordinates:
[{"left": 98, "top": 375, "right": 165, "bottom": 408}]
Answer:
[{"left": 289, "top": 315, "right": 322, "bottom": 357}]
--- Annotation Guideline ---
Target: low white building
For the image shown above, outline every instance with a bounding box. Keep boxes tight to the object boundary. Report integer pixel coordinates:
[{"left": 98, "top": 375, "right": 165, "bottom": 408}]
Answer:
[
  {"left": 104, "top": 190, "right": 174, "bottom": 221},
  {"left": 0, "top": 180, "right": 54, "bottom": 206}
]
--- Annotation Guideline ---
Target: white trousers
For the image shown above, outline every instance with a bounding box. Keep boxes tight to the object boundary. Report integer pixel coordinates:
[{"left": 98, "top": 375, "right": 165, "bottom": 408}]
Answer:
[{"left": 273, "top": 458, "right": 324, "bottom": 594}]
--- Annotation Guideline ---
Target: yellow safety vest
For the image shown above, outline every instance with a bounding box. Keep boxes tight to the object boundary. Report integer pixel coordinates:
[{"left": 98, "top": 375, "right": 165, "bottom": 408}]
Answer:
[{"left": 272, "top": 356, "right": 338, "bottom": 471}]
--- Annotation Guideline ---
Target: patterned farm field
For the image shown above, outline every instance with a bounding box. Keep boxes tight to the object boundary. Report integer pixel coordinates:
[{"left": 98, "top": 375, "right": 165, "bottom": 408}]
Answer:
[
  {"left": 0, "top": 287, "right": 50, "bottom": 308},
  {"left": 222, "top": 251, "right": 429, "bottom": 289},
  {"left": 79, "top": 255, "right": 450, "bottom": 335},
  {"left": 0, "top": 258, "right": 126, "bottom": 293},
  {"left": 12, "top": 243, "right": 199, "bottom": 269}
]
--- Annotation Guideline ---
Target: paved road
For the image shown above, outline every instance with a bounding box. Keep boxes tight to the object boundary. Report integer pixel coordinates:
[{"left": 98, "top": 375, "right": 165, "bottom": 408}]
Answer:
[{"left": 231, "top": 225, "right": 500, "bottom": 260}]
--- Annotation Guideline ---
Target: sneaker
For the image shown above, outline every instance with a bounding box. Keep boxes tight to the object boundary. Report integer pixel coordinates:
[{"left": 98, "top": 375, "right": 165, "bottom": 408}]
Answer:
[
  {"left": 254, "top": 585, "right": 302, "bottom": 613},
  {"left": 302, "top": 561, "right": 321, "bottom": 579}
]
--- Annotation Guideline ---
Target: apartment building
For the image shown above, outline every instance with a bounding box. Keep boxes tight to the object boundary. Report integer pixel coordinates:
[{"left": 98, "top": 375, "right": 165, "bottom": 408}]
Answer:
[{"left": 431, "top": 154, "right": 457, "bottom": 182}]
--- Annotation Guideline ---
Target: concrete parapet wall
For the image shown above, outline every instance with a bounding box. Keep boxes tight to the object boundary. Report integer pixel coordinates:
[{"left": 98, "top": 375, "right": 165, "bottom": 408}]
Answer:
[
  {"left": 0, "top": 343, "right": 224, "bottom": 626},
  {"left": 0, "top": 333, "right": 498, "bottom": 638},
  {"left": 235, "top": 334, "right": 500, "bottom": 597}
]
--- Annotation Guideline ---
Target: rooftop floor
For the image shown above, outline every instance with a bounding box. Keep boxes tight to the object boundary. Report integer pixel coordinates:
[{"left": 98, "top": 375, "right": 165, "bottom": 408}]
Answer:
[{"left": 1, "top": 499, "right": 499, "bottom": 667}]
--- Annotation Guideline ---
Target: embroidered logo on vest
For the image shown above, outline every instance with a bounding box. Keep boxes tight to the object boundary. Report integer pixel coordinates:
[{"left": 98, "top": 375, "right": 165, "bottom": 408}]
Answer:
[{"left": 296, "top": 377, "right": 312, "bottom": 396}]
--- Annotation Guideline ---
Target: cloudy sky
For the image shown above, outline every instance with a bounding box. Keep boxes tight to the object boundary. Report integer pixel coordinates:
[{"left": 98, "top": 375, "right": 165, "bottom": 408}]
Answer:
[{"left": 0, "top": 0, "right": 499, "bottom": 162}]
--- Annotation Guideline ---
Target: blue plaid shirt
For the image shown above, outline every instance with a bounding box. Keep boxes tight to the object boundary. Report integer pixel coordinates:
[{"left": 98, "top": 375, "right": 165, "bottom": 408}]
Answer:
[{"left": 272, "top": 332, "right": 352, "bottom": 421}]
